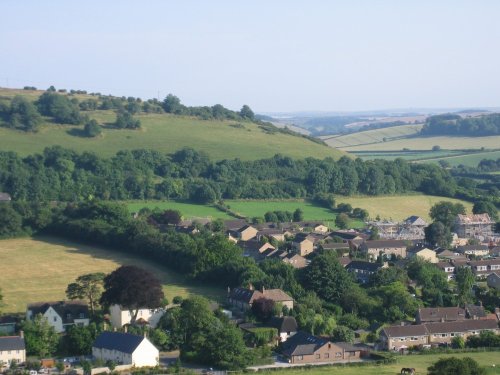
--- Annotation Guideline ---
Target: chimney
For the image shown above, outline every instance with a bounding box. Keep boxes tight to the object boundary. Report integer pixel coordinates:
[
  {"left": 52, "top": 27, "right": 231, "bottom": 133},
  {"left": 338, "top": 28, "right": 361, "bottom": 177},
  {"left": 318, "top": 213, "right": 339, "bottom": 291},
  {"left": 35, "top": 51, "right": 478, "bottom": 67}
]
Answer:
[
  {"left": 103, "top": 322, "right": 108, "bottom": 331},
  {"left": 248, "top": 283, "right": 254, "bottom": 291},
  {"left": 261, "top": 286, "right": 265, "bottom": 293},
  {"left": 144, "top": 331, "right": 147, "bottom": 338},
  {"left": 124, "top": 325, "right": 127, "bottom": 333},
  {"left": 19, "top": 330, "right": 24, "bottom": 339}
]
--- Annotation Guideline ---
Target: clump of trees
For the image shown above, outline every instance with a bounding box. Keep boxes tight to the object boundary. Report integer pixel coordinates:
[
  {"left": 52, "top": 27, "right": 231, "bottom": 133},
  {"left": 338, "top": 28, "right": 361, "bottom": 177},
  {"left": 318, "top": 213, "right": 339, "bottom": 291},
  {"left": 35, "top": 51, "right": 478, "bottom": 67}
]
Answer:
[
  {"left": 37, "top": 91, "right": 83, "bottom": 124},
  {"left": 0, "top": 96, "right": 42, "bottom": 131},
  {"left": 422, "top": 113, "right": 500, "bottom": 136},
  {"left": 114, "top": 110, "right": 141, "bottom": 129}
]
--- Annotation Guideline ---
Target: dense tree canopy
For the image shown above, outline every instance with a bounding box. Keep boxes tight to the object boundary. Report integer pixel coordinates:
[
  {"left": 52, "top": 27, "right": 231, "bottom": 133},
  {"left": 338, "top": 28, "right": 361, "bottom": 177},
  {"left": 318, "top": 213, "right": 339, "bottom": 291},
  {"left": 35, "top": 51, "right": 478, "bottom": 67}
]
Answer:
[
  {"left": 422, "top": 113, "right": 500, "bottom": 137},
  {"left": 100, "top": 265, "right": 164, "bottom": 323}
]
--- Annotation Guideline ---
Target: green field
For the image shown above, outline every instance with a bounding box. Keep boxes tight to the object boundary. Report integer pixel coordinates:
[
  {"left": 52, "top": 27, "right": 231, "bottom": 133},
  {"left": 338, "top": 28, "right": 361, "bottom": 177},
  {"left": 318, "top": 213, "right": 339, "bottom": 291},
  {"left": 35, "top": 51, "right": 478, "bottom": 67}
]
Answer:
[
  {"left": 322, "top": 124, "right": 423, "bottom": 148},
  {"left": 351, "top": 150, "right": 465, "bottom": 161},
  {"left": 126, "top": 200, "right": 232, "bottom": 219},
  {"left": 422, "top": 150, "right": 500, "bottom": 167},
  {"left": 260, "top": 351, "right": 500, "bottom": 375},
  {"left": 0, "top": 236, "right": 225, "bottom": 313},
  {"left": 0, "top": 88, "right": 343, "bottom": 161},
  {"left": 335, "top": 194, "right": 473, "bottom": 221}
]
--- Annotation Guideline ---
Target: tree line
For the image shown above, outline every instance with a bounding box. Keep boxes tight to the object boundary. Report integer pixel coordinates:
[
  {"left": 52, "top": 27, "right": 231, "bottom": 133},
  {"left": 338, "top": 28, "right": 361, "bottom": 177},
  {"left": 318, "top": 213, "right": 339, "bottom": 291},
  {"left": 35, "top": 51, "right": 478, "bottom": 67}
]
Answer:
[
  {"left": 421, "top": 113, "right": 500, "bottom": 136},
  {"left": 0, "top": 146, "right": 493, "bottom": 205}
]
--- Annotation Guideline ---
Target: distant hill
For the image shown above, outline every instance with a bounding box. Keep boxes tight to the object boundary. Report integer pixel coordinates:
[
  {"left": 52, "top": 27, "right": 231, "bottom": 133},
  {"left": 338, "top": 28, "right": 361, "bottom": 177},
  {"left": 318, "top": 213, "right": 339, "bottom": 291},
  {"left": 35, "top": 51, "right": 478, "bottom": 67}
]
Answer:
[{"left": 0, "top": 87, "right": 344, "bottom": 161}]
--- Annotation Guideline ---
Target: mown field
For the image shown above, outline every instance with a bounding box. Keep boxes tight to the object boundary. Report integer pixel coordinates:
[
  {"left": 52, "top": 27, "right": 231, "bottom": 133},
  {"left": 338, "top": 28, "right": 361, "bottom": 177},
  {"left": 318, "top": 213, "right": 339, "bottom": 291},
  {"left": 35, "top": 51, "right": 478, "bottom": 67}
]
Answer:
[
  {"left": 422, "top": 150, "right": 500, "bottom": 167},
  {"left": 335, "top": 195, "right": 473, "bottom": 221},
  {"left": 126, "top": 200, "right": 232, "bottom": 219},
  {"left": 322, "top": 124, "right": 423, "bottom": 148},
  {"left": 0, "top": 88, "right": 344, "bottom": 161},
  {"left": 0, "top": 236, "right": 225, "bottom": 313},
  {"left": 261, "top": 351, "right": 500, "bottom": 375},
  {"left": 125, "top": 195, "right": 474, "bottom": 224}
]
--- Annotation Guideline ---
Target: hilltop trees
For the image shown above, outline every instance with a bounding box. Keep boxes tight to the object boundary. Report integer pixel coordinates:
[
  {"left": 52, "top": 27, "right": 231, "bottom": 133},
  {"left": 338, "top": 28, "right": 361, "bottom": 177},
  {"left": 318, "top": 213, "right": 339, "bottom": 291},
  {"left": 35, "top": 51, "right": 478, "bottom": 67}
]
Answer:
[
  {"left": 473, "top": 200, "right": 498, "bottom": 221},
  {"left": 240, "top": 105, "right": 254, "bottom": 120},
  {"left": 37, "top": 92, "right": 83, "bottom": 124},
  {"left": 114, "top": 110, "right": 141, "bottom": 129},
  {"left": 100, "top": 266, "right": 164, "bottom": 324},
  {"left": 430, "top": 201, "right": 466, "bottom": 228}
]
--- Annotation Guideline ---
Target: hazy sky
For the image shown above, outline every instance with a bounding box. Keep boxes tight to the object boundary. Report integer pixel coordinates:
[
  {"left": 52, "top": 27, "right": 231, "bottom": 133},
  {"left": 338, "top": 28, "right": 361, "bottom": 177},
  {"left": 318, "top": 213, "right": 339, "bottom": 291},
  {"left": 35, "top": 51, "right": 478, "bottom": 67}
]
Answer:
[{"left": 1, "top": 1, "right": 499, "bottom": 112}]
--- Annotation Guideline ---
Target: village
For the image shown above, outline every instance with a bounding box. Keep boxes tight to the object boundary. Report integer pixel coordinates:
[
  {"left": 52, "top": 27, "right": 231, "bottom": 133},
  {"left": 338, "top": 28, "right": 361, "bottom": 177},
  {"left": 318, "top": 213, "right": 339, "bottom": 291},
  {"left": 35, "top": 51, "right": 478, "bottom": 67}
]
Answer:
[{"left": 1, "top": 200, "right": 499, "bottom": 374}]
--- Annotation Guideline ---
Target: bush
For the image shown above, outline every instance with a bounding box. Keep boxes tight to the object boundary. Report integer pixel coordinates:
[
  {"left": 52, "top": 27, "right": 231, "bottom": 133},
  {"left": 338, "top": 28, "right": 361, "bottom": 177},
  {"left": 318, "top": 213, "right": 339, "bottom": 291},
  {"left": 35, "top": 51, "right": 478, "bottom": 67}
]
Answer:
[{"left": 84, "top": 120, "right": 102, "bottom": 137}]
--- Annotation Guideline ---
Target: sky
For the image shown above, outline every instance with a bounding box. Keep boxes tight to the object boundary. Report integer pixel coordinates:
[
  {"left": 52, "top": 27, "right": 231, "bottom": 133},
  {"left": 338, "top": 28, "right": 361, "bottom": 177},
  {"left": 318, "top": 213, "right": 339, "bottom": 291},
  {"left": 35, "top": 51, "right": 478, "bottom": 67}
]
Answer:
[{"left": 1, "top": 1, "right": 500, "bottom": 112}]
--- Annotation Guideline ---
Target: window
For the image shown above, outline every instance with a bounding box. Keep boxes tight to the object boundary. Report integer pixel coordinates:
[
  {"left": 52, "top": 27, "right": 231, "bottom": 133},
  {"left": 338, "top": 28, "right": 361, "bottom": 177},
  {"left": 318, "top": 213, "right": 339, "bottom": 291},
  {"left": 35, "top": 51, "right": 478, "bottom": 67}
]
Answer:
[
  {"left": 335, "top": 352, "right": 342, "bottom": 357},
  {"left": 79, "top": 313, "right": 85, "bottom": 318},
  {"left": 297, "top": 355, "right": 303, "bottom": 361},
  {"left": 324, "top": 353, "right": 329, "bottom": 359},
  {"left": 315, "top": 354, "right": 320, "bottom": 359},
  {"left": 54, "top": 316, "right": 57, "bottom": 322},
  {"left": 66, "top": 313, "right": 71, "bottom": 319}
]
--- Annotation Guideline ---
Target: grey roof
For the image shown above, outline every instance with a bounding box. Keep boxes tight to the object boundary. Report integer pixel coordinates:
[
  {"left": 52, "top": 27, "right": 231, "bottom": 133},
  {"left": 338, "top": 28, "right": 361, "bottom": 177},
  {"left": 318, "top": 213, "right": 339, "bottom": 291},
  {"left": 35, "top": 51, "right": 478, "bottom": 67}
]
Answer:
[
  {"left": 362, "top": 240, "right": 408, "bottom": 249},
  {"left": 269, "top": 316, "right": 298, "bottom": 333},
  {"left": 0, "top": 192, "right": 11, "bottom": 201},
  {"left": 457, "top": 245, "right": 489, "bottom": 252},
  {"left": 0, "top": 336, "right": 25, "bottom": 351},
  {"left": 417, "top": 307, "right": 466, "bottom": 322},
  {"left": 465, "top": 304, "right": 487, "bottom": 318},
  {"left": 382, "top": 324, "right": 428, "bottom": 338},
  {"left": 281, "top": 331, "right": 328, "bottom": 356},
  {"left": 93, "top": 332, "right": 146, "bottom": 354},
  {"left": 28, "top": 300, "right": 89, "bottom": 324},
  {"left": 425, "top": 320, "right": 498, "bottom": 334}
]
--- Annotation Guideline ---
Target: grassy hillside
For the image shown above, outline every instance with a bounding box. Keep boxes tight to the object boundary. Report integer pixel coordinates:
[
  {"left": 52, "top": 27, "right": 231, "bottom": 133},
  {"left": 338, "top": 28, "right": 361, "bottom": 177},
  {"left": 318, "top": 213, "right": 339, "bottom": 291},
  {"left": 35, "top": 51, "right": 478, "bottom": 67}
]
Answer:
[
  {"left": 126, "top": 200, "right": 232, "bottom": 219},
  {"left": 0, "top": 236, "right": 225, "bottom": 313},
  {"left": 261, "top": 351, "right": 500, "bottom": 375},
  {"left": 0, "top": 88, "right": 344, "bottom": 161}
]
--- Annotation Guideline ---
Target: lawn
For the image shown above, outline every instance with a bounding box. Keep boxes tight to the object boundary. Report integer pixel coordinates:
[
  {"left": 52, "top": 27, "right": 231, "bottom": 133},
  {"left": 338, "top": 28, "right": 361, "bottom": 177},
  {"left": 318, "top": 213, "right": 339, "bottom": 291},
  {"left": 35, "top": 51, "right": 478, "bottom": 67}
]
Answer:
[
  {"left": 0, "top": 236, "right": 226, "bottom": 313},
  {"left": 225, "top": 200, "right": 364, "bottom": 228},
  {"left": 126, "top": 200, "right": 232, "bottom": 220},
  {"left": 335, "top": 194, "right": 473, "bottom": 222},
  {"left": 0, "top": 88, "right": 343, "bottom": 161},
  {"left": 261, "top": 351, "right": 500, "bottom": 375}
]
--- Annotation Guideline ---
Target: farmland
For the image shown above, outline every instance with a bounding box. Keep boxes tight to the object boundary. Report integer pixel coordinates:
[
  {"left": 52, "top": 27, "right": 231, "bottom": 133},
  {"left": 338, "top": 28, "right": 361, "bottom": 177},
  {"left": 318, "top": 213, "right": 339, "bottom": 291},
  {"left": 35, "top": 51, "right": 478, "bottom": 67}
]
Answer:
[
  {"left": 0, "top": 236, "right": 225, "bottom": 313},
  {"left": 126, "top": 200, "right": 232, "bottom": 219},
  {"left": 261, "top": 351, "right": 500, "bottom": 375},
  {"left": 0, "top": 88, "right": 344, "bottom": 161},
  {"left": 335, "top": 194, "right": 473, "bottom": 221}
]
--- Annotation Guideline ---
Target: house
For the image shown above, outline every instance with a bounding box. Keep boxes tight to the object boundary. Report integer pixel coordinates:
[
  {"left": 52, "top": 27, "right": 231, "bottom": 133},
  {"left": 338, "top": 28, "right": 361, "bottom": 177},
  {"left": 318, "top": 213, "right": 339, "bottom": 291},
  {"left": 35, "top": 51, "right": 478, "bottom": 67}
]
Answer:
[
  {"left": 291, "top": 233, "right": 315, "bottom": 256},
  {"left": 358, "top": 240, "right": 408, "bottom": 260},
  {"left": 0, "top": 334, "right": 25, "bottom": 368},
  {"left": 435, "top": 262, "right": 456, "bottom": 280},
  {"left": 0, "top": 193, "right": 11, "bottom": 202},
  {"left": 277, "top": 252, "right": 308, "bottom": 269},
  {"left": 455, "top": 214, "right": 494, "bottom": 239},
  {"left": 456, "top": 245, "right": 490, "bottom": 257},
  {"left": 240, "top": 240, "right": 275, "bottom": 261},
  {"left": 345, "top": 261, "right": 387, "bottom": 284},
  {"left": 223, "top": 219, "right": 248, "bottom": 231},
  {"left": 330, "top": 230, "right": 367, "bottom": 242},
  {"left": 487, "top": 272, "right": 500, "bottom": 290},
  {"left": 408, "top": 247, "right": 438, "bottom": 263},
  {"left": 380, "top": 324, "right": 429, "bottom": 351},
  {"left": 404, "top": 216, "right": 428, "bottom": 228},
  {"left": 256, "top": 228, "right": 292, "bottom": 242},
  {"left": 228, "top": 286, "right": 294, "bottom": 310},
  {"left": 236, "top": 225, "right": 258, "bottom": 241},
  {"left": 464, "top": 304, "right": 487, "bottom": 320},
  {"left": 269, "top": 316, "right": 298, "bottom": 343},
  {"left": 280, "top": 331, "right": 363, "bottom": 364},
  {"left": 380, "top": 320, "right": 500, "bottom": 350},
  {"left": 294, "top": 222, "right": 329, "bottom": 233},
  {"left": 92, "top": 331, "right": 159, "bottom": 367},
  {"left": 416, "top": 307, "right": 466, "bottom": 324},
  {"left": 426, "top": 320, "right": 499, "bottom": 346},
  {"left": 436, "top": 249, "right": 468, "bottom": 262},
  {"left": 109, "top": 305, "right": 165, "bottom": 329},
  {"left": 26, "top": 301, "right": 89, "bottom": 333},
  {"left": 468, "top": 259, "right": 500, "bottom": 278}
]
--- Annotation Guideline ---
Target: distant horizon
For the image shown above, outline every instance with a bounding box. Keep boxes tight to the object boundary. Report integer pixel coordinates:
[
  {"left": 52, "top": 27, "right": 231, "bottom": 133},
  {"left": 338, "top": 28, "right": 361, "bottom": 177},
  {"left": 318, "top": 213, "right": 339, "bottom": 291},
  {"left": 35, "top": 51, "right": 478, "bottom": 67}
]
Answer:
[{"left": 2, "top": 1, "right": 500, "bottom": 113}]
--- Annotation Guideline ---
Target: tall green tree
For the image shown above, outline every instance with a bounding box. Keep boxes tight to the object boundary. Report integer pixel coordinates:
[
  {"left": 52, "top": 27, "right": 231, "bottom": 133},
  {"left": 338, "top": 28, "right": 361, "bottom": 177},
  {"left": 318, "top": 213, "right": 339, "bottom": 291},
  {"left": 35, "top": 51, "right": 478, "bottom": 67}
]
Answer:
[
  {"left": 22, "top": 314, "right": 60, "bottom": 357},
  {"left": 425, "top": 221, "right": 452, "bottom": 248},
  {"left": 428, "top": 357, "right": 485, "bottom": 375},
  {"left": 66, "top": 273, "right": 105, "bottom": 315},
  {"left": 303, "top": 252, "right": 354, "bottom": 304},
  {"left": 455, "top": 266, "right": 475, "bottom": 305},
  {"left": 430, "top": 201, "right": 466, "bottom": 228},
  {"left": 472, "top": 200, "right": 498, "bottom": 221}
]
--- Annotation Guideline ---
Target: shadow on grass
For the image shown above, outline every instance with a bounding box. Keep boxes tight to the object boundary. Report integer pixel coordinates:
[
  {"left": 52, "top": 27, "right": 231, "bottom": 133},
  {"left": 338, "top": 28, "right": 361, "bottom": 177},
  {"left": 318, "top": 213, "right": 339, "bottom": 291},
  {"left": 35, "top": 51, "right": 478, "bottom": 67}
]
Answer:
[{"left": 33, "top": 235, "right": 226, "bottom": 302}]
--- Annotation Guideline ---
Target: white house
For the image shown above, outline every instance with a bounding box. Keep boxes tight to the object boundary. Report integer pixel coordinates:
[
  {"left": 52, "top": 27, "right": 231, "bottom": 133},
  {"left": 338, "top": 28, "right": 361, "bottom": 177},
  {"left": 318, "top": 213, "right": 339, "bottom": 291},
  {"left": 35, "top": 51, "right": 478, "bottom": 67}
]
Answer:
[
  {"left": 92, "top": 332, "right": 159, "bottom": 367},
  {"left": 109, "top": 304, "right": 165, "bottom": 329},
  {"left": 26, "top": 301, "right": 89, "bottom": 333},
  {"left": 0, "top": 335, "right": 26, "bottom": 368}
]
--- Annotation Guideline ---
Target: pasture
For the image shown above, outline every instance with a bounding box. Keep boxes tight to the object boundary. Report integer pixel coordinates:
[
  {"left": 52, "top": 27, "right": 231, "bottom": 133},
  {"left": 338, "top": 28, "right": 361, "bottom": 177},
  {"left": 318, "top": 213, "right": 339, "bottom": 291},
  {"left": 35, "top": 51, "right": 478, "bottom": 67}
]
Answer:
[
  {"left": 0, "top": 88, "right": 343, "bottom": 161},
  {"left": 335, "top": 195, "right": 473, "bottom": 221},
  {"left": 422, "top": 150, "right": 500, "bottom": 167},
  {"left": 126, "top": 200, "right": 232, "bottom": 219},
  {"left": 261, "top": 351, "right": 500, "bottom": 375},
  {"left": 0, "top": 236, "right": 225, "bottom": 313},
  {"left": 225, "top": 200, "right": 364, "bottom": 228}
]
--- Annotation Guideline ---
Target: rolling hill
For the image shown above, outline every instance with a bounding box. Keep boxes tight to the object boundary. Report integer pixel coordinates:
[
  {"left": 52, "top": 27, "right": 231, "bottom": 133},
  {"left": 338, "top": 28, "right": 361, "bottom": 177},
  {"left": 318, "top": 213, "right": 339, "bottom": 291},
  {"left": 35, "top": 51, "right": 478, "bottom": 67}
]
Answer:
[{"left": 0, "top": 88, "right": 344, "bottom": 161}]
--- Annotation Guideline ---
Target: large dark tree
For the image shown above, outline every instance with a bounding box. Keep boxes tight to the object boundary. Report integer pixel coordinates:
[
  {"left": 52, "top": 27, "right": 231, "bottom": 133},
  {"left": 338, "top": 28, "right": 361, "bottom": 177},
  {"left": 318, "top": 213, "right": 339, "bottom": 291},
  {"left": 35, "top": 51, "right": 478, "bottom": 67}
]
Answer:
[
  {"left": 100, "top": 265, "right": 164, "bottom": 324},
  {"left": 429, "top": 201, "right": 466, "bottom": 228},
  {"left": 472, "top": 200, "right": 498, "bottom": 221},
  {"left": 251, "top": 297, "right": 275, "bottom": 321},
  {"left": 425, "top": 221, "right": 452, "bottom": 248}
]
